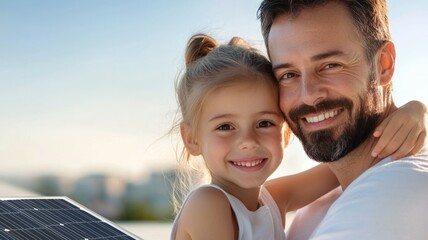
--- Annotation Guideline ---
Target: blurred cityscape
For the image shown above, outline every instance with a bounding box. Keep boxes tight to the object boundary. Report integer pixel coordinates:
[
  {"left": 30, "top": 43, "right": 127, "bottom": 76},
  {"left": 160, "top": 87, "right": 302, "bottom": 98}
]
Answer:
[{"left": 0, "top": 170, "right": 176, "bottom": 222}]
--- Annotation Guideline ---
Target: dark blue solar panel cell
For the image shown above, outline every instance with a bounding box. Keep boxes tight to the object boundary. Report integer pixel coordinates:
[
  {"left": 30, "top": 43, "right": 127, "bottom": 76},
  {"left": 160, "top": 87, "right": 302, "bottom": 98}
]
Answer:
[
  {"left": 53, "top": 199, "right": 79, "bottom": 209},
  {"left": 104, "top": 237, "right": 138, "bottom": 240},
  {"left": 0, "top": 213, "right": 42, "bottom": 230},
  {"left": 70, "top": 222, "right": 103, "bottom": 238},
  {"left": 45, "top": 199, "right": 76, "bottom": 210},
  {"left": 0, "top": 201, "right": 17, "bottom": 214},
  {"left": 94, "top": 222, "right": 126, "bottom": 236},
  {"left": 50, "top": 210, "right": 76, "bottom": 223},
  {"left": 5, "top": 199, "right": 73, "bottom": 211},
  {"left": 73, "top": 222, "right": 103, "bottom": 237},
  {"left": 0, "top": 214, "right": 15, "bottom": 228},
  {"left": 50, "top": 224, "right": 86, "bottom": 239},
  {"left": 0, "top": 198, "right": 140, "bottom": 240},
  {"left": 3, "top": 228, "right": 61, "bottom": 240},
  {"left": 21, "top": 210, "right": 58, "bottom": 225},
  {"left": 0, "top": 230, "right": 17, "bottom": 240},
  {"left": 76, "top": 210, "right": 99, "bottom": 222},
  {"left": 5, "top": 200, "right": 31, "bottom": 210}
]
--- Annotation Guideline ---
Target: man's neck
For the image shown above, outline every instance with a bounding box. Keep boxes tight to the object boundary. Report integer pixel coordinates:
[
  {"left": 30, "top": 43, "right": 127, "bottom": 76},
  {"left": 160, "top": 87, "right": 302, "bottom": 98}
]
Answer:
[
  {"left": 328, "top": 102, "right": 398, "bottom": 190},
  {"left": 327, "top": 137, "right": 381, "bottom": 190}
]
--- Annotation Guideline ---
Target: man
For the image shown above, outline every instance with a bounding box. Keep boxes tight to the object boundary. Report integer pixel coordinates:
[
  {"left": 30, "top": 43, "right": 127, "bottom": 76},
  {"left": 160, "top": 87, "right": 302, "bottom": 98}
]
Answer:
[{"left": 258, "top": 0, "right": 428, "bottom": 239}]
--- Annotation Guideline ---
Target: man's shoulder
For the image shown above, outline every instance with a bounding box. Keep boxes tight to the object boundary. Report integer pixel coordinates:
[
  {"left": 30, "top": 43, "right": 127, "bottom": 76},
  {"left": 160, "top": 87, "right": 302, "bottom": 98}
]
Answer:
[
  {"left": 330, "top": 147, "right": 428, "bottom": 218},
  {"left": 310, "top": 151, "right": 428, "bottom": 239},
  {"left": 347, "top": 150, "right": 428, "bottom": 195},
  {"left": 362, "top": 147, "right": 428, "bottom": 182},
  {"left": 308, "top": 149, "right": 428, "bottom": 239},
  {"left": 394, "top": 147, "right": 428, "bottom": 167},
  {"left": 329, "top": 147, "right": 428, "bottom": 218}
]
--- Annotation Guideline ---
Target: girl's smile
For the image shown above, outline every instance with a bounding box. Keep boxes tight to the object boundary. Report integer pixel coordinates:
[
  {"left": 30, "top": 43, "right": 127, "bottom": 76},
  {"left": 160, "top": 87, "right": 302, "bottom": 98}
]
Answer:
[{"left": 229, "top": 157, "right": 268, "bottom": 171}]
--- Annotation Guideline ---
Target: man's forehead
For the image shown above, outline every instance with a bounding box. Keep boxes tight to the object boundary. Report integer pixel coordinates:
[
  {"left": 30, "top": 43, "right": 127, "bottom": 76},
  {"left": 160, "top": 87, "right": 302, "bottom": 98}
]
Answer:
[{"left": 267, "top": 2, "right": 360, "bottom": 65}]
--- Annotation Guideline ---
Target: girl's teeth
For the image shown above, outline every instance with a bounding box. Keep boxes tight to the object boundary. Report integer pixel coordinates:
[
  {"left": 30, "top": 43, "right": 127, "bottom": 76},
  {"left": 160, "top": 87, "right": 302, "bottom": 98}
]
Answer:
[{"left": 233, "top": 159, "right": 263, "bottom": 167}]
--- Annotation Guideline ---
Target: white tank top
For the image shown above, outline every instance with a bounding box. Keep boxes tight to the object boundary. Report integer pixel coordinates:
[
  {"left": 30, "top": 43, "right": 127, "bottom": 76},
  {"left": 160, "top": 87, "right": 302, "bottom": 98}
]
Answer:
[{"left": 171, "top": 184, "right": 285, "bottom": 240}]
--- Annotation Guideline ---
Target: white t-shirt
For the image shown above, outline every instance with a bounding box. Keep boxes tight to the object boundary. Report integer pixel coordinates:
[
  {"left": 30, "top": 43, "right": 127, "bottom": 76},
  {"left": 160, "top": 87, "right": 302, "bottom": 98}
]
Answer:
[{"left": 287, "top": 148, "right": 428, "bottom": 240}]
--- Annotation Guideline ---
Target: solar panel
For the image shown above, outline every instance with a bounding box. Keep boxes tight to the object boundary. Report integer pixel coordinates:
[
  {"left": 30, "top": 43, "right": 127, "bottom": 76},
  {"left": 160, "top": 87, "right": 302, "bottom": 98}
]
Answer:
[{"left": 0, "top": 197, "right": 142, "bottom": 240}]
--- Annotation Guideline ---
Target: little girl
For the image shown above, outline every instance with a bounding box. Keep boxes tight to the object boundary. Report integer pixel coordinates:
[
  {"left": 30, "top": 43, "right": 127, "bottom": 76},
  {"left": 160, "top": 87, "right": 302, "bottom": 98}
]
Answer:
[{"left": 170, "top": 34, "right": 426, "bottom": 240}]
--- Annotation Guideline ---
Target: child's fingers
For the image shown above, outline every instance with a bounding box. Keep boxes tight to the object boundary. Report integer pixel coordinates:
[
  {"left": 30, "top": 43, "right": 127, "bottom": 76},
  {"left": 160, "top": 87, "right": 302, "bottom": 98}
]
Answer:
[
  {"left": 388, "top": 127, "right": 419, "bottom": 160},
  {"left": 375, "top": 125, "right": 410, "bottom": 159},
  {"left": 372, "top": 115, "right": 393, "bottom": 138},
  {"left": 389, "top": 120, "right": 426, "bottom": 159},
  {"left": 372, "top": 102, "right": 426, "bottom": 159},
  {"left": 371, "top": 120, "right": 404, "bottom": 157},
  {"left": 407, "top": 130, "right": 427, "bottom": 156}
]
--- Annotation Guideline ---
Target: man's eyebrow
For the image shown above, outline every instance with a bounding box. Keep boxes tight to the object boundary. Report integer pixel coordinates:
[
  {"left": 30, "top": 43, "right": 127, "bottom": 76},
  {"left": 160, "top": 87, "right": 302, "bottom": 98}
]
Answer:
[
  {"left": 271, "top": 50, "right": 346, "bottom": 72},
  {"left": 311, "top": 50, "right": 346, "bottom": 61},
  {"left": 272, "top": 63, "right": 293, "bottom": 73}
]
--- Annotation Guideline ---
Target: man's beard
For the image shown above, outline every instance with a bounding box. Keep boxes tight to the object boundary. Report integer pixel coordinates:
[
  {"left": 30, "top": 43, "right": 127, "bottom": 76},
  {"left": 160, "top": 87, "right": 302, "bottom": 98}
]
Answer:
[{"left": 287, "top": 78, "right": 382, "bottom": 163}]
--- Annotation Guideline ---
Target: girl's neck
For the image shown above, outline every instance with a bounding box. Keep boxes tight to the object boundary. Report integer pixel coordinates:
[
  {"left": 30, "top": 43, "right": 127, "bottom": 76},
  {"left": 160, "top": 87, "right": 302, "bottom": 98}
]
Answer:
[{"left": 211, "top": 181, "right": 262, "bottom": 211}]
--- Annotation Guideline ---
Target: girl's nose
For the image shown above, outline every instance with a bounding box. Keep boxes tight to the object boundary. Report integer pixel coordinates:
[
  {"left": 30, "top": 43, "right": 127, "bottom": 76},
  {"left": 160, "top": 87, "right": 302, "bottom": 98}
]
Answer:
[{"left": 238, "top": 131, "right": 259, "bottom": 150}]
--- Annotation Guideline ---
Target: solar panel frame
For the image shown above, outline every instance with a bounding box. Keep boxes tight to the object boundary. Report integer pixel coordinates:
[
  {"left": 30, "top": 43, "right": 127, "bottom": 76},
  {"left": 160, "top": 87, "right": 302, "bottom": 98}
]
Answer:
[{"left": 0, "top": 196, "right": 142, "bottom": 240}]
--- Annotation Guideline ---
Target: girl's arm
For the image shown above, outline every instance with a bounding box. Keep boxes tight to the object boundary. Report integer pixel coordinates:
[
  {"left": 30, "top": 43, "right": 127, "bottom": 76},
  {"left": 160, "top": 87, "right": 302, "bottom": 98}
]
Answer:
[
  {"left": 266, "top": 100, "right": 427, "bottom": 214},
  {"left": 265, "top": 163, "right": 338, "bottom": 213}
]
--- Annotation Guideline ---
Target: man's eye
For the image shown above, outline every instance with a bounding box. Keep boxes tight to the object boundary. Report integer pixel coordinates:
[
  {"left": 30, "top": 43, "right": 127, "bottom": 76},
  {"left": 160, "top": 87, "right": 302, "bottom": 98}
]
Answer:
[
  {"left": 257, "top": 120, "right": 274, "bottom": 128},
  {"left": 217, "top": 124, "right": 234, "bottom": 131},
  {"left": 281, "top": 72, "right": 296, "bottom": 79},
  {"left": 324, "top": 63, "right": 340, "bottom": 69}
]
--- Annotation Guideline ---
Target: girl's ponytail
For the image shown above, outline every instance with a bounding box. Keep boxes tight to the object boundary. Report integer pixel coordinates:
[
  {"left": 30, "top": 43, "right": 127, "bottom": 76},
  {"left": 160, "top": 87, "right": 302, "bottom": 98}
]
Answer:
[{"left": 185, "top": 34, "right": 218, "bottom": 67}]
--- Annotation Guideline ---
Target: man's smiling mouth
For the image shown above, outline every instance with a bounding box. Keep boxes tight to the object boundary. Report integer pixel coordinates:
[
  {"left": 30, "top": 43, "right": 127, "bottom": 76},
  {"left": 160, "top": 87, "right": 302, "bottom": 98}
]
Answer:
[{"left": 304, "top": 109, "right": 342, "bottom": 123}]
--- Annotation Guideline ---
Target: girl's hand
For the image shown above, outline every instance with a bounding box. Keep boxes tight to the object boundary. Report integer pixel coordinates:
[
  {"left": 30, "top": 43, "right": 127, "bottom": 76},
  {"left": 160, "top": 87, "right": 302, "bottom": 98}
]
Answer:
[{"left": 372, "top": 100, "right": 427, "bottom": 160}]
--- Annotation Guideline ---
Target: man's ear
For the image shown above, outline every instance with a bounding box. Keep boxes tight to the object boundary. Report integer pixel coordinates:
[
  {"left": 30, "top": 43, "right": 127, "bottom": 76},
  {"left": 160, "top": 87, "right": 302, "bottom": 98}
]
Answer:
[
  {"left": 377, "top": 41, "right": 396, "bottom": 86},
  {"left": 180, "top": 123, "right": 201, "bottom": 156}
]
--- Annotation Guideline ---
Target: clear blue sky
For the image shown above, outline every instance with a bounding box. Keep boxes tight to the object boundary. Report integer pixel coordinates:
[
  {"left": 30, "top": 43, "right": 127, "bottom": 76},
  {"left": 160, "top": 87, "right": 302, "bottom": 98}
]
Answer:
[{"left": 0, "top": 1, "right": 427, "bottom": 179}]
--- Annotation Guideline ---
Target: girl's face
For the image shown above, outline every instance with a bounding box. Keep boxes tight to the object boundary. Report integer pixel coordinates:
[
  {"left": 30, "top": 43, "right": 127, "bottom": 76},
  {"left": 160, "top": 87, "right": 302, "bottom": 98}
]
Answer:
[{"left": 195, "top": 78, "right": 285, "bottom": 191}]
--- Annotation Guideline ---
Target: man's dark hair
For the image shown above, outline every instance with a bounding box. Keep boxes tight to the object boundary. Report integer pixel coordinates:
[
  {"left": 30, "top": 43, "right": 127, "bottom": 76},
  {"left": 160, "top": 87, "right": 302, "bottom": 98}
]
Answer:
[{"left": 258, "top": 0, "right": 391, "bottom": 61}]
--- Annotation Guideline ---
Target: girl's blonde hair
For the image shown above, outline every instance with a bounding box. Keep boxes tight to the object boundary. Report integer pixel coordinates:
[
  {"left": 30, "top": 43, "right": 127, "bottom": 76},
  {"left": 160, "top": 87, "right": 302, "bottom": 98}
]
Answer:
[{"left": 172, "top": 33, "right": 289, "bottom": 213}]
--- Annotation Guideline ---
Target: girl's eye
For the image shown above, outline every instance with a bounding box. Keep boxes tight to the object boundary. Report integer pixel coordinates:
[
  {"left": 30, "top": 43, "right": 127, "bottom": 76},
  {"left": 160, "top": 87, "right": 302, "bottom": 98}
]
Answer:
[
  {"left": 217, "top": 124, "right": 234, "bottom": 131},
  {"left": 257, "top": 120, "right": 274, "bottom": 128}
]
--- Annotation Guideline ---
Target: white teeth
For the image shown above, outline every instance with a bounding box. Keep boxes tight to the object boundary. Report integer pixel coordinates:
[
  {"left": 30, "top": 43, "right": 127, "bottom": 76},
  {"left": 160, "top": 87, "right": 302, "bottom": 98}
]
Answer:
[
  {"left": 232, "top": 159, "right": 263, "bottom": 167},
  {"left": 306, "top": 110, "right": 339, "bottom": 123}
]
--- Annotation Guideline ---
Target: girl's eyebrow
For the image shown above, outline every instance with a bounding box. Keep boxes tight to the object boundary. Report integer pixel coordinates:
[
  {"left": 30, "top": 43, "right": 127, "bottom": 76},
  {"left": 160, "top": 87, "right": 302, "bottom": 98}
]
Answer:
[
  {"left": 209, "top": 113, "right": 235, "bottom": 122},
  {"left": 259, "top": 111, "right": 283, "bottom": 117},
  {"left": 208, "top": 111, "right": 282, "bottom": 122}
]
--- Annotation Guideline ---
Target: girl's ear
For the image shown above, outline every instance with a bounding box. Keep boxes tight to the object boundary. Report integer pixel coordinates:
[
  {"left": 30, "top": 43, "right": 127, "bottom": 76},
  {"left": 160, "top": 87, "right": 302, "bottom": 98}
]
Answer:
[
  {"left": 377, "top": 41, "right": 396, "bottom": 86},
  {"left": 180, "top": 123, "right": 201, "bottom": 156}
]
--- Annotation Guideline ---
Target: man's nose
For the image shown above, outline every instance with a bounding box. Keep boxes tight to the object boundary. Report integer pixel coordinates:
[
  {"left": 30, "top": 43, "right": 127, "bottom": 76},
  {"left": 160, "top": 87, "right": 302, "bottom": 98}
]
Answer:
[{"left": 300, "top": 73, "right": 327, "bottom": 106}]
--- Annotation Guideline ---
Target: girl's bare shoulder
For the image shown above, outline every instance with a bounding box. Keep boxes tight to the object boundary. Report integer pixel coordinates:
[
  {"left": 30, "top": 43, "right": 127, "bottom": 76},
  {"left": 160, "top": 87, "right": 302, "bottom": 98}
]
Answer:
[{"left": 175, "top": 186, "right": 236, "bottom": 239}]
